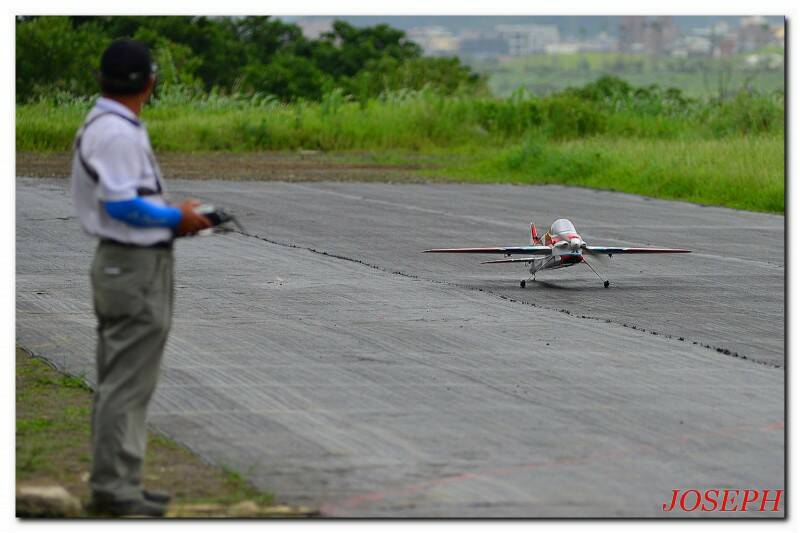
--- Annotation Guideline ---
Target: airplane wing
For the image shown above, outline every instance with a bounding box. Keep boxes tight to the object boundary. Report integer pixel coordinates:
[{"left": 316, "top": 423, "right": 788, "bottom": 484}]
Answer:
[
  {"left": 584, "top": 246, "right": 691, "bottom": 255},
  {"left": 422, "top": 246, "right": 552, "bottom": 256}
]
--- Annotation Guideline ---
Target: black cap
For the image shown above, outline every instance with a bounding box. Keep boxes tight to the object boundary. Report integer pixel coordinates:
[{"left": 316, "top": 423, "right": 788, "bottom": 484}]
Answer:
[{"left": 98, "top": 39, "right": 156, "bottom": 95}]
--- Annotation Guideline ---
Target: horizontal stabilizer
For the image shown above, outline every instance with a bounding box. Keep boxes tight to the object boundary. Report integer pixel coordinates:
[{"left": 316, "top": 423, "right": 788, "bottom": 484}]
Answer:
[
  {"left": 482, "top": 257, "right": 539, "bottom": 264},
  {"left": 423, "top": 246, "right": 552, "bottom": 256}
]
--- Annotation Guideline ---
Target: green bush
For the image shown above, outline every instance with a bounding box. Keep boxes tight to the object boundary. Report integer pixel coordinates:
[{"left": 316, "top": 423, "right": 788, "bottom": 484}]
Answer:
[
  {"left": 347, "top": 56, "right": 488, "bottom": 101},
  {"left": 706, "top": 91, "right": 784, "bottom": 136},
  {"left": 541, "top": 95, "right": 607, "bottom": 139},
  {"left": 473, "top": 96, "right": 542, "bottom": 137}
]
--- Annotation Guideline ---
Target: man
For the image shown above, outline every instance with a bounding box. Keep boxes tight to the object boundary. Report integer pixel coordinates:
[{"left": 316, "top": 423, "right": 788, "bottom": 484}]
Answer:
[{"left": 71, "top": 38, "right": 211, "bottom": 517}]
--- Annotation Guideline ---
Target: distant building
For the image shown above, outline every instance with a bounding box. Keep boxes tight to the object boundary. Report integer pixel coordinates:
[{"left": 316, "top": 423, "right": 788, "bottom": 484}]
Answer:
[
  {"left": 458, "top": 29, "right": 509, "bottom": 58},
  {"left": 708, "top": 21, "right": 734, "bottom": 58},
  {"left": 495, "top": 24, "right": 560, "bottom": 55},
  {"left": 772, "top": 24, "right": 785, "bottom": 46},
  {"left": 711, "top": 21, "right": 730, "bottom": 37},
  {"left": 715, "top": 37, "right": 736, "bottom": 58},
  {"left": 670, "top": 48, "right": 688, "bottom": 59},
  {"left": 579, "top": 31, "right": 617, "bottom": 53},
  {"left": 618, "top": 16, "right": 647, "bottom": 53},
  {"left": 682, "top": 35, "right": 713, "bottom": 57},
  {"left": 618, "top": 16, "right": 680, "bottom": 56},
  {"left": 545, "top": 43, "right": 580, "bottom": 55},
  {"left": 677, "top": 16, "right": 782, "bottom": 57},
  {"left": 545, "top": 31, "right": 615, "bottom": 55},
  {"left": 737, "top": 16, "right": 774, "bottom": 52},
  {"left": 643, "top": 16, "right": 679, "bottom": 56},
  {"left": 744, "top": 53, "right": 784, "bottom": 70},
  {"left": 406, "top": 26, "right": 459, "bottom": 56},
  {"left": 689, "top": 27, "right": 712, "bottom": 38}
]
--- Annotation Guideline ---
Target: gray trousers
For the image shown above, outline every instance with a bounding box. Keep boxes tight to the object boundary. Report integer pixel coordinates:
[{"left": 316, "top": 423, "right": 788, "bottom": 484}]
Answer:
[{"left": 89, "top": 241, "right": 174, "bottom": 501}]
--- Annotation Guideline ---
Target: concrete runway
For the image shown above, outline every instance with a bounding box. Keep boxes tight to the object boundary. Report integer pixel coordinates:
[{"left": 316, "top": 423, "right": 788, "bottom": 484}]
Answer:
[{"left": 16, "top": 177, "right": 784, "bottom": 516}]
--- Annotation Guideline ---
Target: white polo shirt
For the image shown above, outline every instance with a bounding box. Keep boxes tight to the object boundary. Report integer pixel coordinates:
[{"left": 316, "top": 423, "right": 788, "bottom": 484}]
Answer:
[{"left": 71, "top": 97, "right": 173, "bottom": 246}]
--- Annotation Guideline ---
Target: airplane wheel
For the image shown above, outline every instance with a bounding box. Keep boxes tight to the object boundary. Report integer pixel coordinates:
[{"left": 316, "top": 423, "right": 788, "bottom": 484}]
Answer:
[
  {"left": 604, "top": 280, "right": 610, "bottom": 288},
  {"left": 520, "top": 280, "right": 526, "bottom": 288}
]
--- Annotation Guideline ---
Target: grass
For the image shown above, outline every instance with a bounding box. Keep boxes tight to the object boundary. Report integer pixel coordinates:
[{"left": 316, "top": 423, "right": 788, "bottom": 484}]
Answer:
[
  {"left": 15, "top": 81, "right": 785, "bottom": 152},
  {"left": 14, "top": 80, "right": 785, "bottom": 213},
  {"left": 17, "top": 91, "right": 502, "bottom": 152},
  {"left": 434, "top": 136, "right": 784, "bottom": 213},
  {"left": 15, "top": 346, "right": 277, "bottom": 515}
]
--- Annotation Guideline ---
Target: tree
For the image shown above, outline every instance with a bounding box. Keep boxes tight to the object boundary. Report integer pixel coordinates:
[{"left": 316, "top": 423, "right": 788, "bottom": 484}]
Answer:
[
  {"left": 16, "top": 16, "right": 109, "bottom": 99},
  {"left": 241, "top": 54, "right": 329, "bottom": 101},
  {"left": 312, "top": 21, "right": 422, "bottom": 79},
  {"left": 15, "top": 16, "right": 486, "bottom": 102}
]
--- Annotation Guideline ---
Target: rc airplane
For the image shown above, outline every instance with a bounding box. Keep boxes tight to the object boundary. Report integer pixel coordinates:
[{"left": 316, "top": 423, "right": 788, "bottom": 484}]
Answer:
[{"left": 423, "top": 218, "right": 690, "bottom": 288}]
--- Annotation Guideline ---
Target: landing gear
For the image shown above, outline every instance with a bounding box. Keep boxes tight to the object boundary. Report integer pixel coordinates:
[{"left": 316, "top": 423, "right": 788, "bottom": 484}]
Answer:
[{"left": 583, "top": 259, "right": 610, "bottom": 288}]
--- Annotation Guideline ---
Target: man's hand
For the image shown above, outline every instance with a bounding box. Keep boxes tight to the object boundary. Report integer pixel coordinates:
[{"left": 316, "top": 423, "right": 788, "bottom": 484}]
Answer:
[{"left": 175, "top": 199, "right": 212, "bottom": 236}]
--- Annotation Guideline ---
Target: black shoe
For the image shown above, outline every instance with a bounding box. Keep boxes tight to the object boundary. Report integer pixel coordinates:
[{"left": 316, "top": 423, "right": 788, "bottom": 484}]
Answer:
[
  {"left": 142, "top": 489, "right": 171, "bottom": 505},
  {"left": 88, "top": 497, "right": 166, "bottom": 517}
]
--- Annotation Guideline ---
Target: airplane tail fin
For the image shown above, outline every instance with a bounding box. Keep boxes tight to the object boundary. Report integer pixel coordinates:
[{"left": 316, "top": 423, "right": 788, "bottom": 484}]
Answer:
[{"left": 530, "top": 221, "right": 540, "bottom": 245}]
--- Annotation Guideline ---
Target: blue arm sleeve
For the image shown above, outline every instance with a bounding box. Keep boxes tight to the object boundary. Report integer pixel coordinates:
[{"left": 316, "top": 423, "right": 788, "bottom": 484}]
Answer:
[{"left": 104, "top": 198, "right": 182, "bottom": 228}]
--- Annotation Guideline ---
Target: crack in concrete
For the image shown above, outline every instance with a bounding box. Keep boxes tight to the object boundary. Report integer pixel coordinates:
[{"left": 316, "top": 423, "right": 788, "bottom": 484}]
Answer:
[{"left": 26, "top": 216, "right": 76, "bottom": 222}]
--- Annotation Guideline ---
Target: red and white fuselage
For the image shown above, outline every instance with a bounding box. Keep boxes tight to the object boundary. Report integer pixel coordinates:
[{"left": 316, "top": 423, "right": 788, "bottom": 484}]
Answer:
[{"left": 530, "top": 219, "right": 585, "bottom": 273}]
